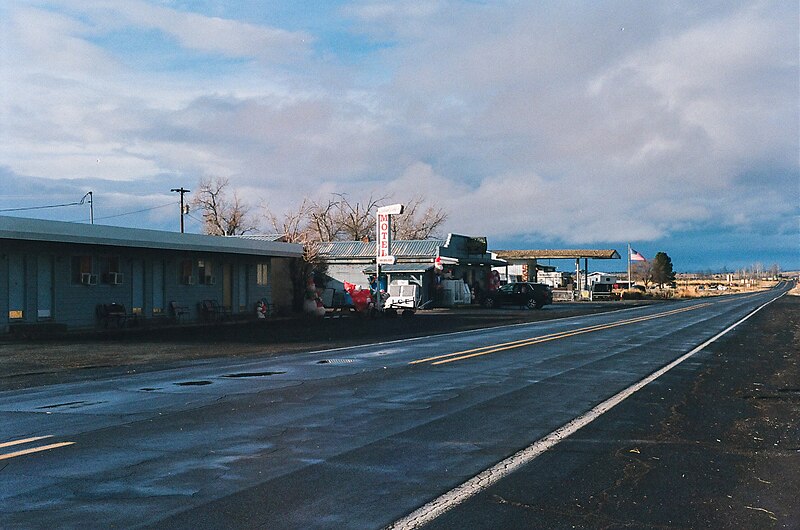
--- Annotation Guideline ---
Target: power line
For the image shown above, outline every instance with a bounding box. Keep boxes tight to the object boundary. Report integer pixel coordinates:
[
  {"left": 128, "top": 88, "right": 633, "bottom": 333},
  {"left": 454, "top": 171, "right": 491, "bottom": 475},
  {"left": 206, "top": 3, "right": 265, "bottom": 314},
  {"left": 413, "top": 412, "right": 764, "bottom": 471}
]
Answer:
[
  {"left": 90, "top": 201, "right": 176, "bottom": 222},
  {"left": 68, "top": 201, "right": 176, "bottom": 223},
  {"left": 0, "top": 200, "right": 83, "bottom": 213}
]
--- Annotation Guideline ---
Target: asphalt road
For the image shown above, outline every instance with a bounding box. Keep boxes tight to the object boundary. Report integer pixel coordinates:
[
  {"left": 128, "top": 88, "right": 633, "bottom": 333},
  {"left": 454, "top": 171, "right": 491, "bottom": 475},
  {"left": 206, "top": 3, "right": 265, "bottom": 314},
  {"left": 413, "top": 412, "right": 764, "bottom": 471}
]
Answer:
[{"left": 0, "top": 285, "right": 795, "bottom": 529}]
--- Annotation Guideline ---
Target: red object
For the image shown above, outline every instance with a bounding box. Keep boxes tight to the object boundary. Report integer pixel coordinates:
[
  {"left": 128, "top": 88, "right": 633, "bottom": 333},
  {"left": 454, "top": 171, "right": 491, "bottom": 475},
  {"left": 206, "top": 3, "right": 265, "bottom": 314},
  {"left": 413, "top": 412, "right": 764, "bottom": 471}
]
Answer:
[{"left": 344, "top": 282, "right": 373, "bottom": 312}]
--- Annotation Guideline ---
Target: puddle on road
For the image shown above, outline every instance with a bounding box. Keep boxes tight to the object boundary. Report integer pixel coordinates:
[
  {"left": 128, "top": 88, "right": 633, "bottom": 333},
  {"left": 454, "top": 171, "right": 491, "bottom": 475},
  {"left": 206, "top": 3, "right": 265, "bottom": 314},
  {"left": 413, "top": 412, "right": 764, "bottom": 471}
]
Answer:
[
  {"left": 222, "top": 371, "right": 286, "bottom": 378},
  {"left": 37, "top": 400, "right": 108, "bottom": 409},
  {"left": 174, "top": 381, "right": 213, "bottom": 386}
]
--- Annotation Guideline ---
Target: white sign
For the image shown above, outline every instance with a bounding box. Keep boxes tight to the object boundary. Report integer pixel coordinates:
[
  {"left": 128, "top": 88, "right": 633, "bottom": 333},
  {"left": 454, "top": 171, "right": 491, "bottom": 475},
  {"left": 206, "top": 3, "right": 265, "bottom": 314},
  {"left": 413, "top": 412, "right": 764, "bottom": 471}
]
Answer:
[
  {"left": 377, "top": 203, "right": 405, "bottom": 215},
  {"left": 377, "top": 212, "right": 392, "bottom": 259},
  {"left": 376, "top": 203, "right": 404, "bottom": 273}
]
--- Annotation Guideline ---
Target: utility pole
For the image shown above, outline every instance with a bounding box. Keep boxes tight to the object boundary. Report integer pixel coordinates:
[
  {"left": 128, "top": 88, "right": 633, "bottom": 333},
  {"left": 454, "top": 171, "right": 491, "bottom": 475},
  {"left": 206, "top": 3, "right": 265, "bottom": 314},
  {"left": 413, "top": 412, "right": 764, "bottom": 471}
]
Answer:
[
  {"left": 80, "top": 191, "right": 94, "bottom": 224},
  {"left": 171, "top": 187, "right": 191, "bottom": 233}
]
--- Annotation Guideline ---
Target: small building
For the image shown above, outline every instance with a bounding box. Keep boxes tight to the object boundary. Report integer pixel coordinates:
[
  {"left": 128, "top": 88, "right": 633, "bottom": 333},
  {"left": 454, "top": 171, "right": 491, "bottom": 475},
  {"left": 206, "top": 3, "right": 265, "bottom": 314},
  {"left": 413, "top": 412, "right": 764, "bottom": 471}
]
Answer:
[
  {"left": 0, "top": 216, "right": 303, "bottom": 332},
  {"left": 586, "top": 272, "right": 617, "bottom": 286},
  {"left": 537, "top": 270, "right": 573, "bottom": 289},
  {"left": 317, "top": 234, "right": 506, "bottom": 307}
]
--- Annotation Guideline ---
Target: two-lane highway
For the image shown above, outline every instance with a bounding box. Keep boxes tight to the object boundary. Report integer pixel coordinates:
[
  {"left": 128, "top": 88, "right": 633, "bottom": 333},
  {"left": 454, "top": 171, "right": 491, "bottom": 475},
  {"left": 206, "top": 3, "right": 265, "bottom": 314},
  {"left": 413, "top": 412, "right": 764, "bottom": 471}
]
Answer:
[{"left": 0, "top": 286, "right": 790, "bottom": 528}]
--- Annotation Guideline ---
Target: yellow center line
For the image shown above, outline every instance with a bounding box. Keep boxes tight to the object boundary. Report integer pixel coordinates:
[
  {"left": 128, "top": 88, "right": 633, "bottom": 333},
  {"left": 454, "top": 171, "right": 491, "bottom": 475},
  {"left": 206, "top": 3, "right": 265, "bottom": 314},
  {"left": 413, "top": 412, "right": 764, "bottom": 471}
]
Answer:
[
  {"left": 0, "top": 435, "right": 53, "bottom": 449},
  {"left": 411, "top": 303, "right": 710, "bottom": 364},
  {"left": 0, "top": 441, "right": 75, "bottom": 461},
  {"left": 412, "top": 302, "right": 711, "bottom": 366}
]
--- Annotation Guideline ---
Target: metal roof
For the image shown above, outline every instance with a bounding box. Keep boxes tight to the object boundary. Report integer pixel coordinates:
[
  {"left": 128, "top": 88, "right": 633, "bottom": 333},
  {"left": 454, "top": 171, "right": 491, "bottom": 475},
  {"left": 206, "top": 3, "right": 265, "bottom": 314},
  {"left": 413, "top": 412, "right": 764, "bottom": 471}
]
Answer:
[
  {"left": 318, "top": 239, "right": 444, "bottom": 258},
  {"left": 238, "top": 234, "right": 287, "bottom": 242},
  {"left": 0, "top": 216, "right": 303, "bottom": 258},
  {"left": 493, "top": 249, "right": 621, "bottom": 260}
]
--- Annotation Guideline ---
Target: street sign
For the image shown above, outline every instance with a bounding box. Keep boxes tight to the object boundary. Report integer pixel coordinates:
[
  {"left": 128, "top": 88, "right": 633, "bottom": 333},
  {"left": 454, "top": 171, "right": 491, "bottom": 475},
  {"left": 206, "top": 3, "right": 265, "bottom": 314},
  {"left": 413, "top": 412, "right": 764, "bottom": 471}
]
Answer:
[
  {"left": 377, "top": 204, "right": 405, "bottom": 215},
  {"left": 377, "top": 255, "right": 396, "bottom": 265}
]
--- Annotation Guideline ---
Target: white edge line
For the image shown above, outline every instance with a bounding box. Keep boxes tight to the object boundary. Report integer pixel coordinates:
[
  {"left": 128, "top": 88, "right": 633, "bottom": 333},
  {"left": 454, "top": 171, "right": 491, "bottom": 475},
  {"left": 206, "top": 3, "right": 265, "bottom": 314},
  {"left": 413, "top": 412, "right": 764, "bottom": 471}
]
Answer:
[{"left": 386, "top": 291, "right": 785, "bottom": 530}]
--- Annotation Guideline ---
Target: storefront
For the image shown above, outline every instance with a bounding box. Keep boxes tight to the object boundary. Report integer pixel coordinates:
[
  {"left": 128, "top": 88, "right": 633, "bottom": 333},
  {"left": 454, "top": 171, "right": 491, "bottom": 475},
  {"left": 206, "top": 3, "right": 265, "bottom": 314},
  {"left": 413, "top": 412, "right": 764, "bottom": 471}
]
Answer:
[{"left": 318, "top": 234, "right": 506, "bottom": 307}]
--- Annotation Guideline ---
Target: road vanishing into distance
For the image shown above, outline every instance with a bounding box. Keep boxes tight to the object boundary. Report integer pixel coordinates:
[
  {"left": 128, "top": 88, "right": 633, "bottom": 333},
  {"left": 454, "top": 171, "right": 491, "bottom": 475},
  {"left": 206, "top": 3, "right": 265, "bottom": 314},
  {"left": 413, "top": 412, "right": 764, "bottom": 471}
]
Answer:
[{"left": 1, "top": 284, "right": 793, "bottom": 528}]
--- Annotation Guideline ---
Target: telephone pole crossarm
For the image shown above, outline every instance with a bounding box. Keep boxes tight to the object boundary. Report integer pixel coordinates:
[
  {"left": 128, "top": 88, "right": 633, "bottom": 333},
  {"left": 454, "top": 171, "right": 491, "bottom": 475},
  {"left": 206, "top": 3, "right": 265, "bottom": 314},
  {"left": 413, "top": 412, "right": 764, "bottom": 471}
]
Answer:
[{"left": 170, "top": 187, "right": 191, "bottom": 233}]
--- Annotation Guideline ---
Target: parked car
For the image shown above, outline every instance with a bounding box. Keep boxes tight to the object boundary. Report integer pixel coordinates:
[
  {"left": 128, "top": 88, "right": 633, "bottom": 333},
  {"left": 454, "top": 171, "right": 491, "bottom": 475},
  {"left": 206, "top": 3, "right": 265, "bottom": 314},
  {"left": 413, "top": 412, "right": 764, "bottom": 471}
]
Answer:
[{"left": 483, "top": 282, "right": 553, "bottom": 309}]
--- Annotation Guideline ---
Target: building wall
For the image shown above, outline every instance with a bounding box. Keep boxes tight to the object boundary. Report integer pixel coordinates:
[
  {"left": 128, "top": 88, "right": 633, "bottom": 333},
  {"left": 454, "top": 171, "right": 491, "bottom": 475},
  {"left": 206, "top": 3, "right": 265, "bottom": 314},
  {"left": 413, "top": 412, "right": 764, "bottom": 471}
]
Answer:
[
  {"left": 268, "top": 257, "right": 293, "bottom": 314},
  {"left": 0, "top": 240, "right": 281, "bottom": 332},
  {"left": 325, "top": 263, "right": 372, "bottom": 289}
]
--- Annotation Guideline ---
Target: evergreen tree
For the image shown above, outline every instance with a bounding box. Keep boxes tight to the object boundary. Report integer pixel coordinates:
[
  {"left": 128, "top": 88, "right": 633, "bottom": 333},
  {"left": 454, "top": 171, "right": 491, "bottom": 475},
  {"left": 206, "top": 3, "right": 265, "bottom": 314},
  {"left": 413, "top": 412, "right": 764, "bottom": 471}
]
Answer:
[{"left": 651, "top": 252, "right": 676, "bottom": 287}]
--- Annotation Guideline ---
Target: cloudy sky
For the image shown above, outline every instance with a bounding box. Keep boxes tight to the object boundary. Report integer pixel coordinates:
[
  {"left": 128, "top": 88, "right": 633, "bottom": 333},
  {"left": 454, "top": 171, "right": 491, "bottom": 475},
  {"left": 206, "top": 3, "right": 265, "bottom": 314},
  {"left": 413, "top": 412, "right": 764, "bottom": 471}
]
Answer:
[{"left": 1, "top": 1, "right": 797, "bottom": 271}]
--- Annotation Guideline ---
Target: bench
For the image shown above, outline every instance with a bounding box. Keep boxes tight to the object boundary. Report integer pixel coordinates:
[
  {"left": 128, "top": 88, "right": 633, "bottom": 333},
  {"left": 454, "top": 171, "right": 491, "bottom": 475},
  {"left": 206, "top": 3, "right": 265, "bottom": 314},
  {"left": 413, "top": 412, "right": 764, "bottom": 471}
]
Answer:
[
  {"left": 96, "top": 303, "right": 127, "bottom": 328},
  {"left": 198, "top": 299, "right": 230, "bottom": 322},
  {"left": 169, "top": 301, "right": 190, "bottom": 323}
]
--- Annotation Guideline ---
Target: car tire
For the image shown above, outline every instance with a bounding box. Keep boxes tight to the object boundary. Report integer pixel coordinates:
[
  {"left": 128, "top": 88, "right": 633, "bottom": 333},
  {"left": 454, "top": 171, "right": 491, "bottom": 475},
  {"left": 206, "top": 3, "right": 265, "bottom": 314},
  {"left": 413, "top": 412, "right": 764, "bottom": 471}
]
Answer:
[
  {"left": 525, "top": 298, "right": 536, "bottom": 310},
  {"left": 483, "top": 297, "right": 495, "bottom": 309}
]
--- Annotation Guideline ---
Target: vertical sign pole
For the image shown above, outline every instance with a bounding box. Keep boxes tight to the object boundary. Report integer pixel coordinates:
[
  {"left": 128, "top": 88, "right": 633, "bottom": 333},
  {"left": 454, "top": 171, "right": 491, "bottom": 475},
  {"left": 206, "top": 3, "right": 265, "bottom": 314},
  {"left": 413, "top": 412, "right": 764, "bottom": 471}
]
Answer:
[{"left": 628, "top": 243, "right": 632, "bottom": 291}]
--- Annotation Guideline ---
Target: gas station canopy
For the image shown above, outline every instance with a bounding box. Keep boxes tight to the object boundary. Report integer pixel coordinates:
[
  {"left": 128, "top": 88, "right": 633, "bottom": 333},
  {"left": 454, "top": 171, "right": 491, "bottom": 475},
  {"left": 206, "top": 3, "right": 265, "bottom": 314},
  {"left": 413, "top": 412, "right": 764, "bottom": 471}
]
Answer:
[{"left": 493, "top": 249, "right": 621, "bottom": 260}]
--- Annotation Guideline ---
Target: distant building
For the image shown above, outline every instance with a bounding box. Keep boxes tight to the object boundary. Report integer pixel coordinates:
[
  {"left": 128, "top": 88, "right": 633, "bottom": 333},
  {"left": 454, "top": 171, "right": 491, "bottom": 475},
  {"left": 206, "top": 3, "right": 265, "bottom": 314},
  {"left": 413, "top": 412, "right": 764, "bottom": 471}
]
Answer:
[
  {"left": 0, "top": 216, "right": 302, "bottom": 333},
  {"left": 586, "top": 272, "right": 617, "bottom": 286},
  {"left": 317, "top": 234, "right": 506, "bottom": 307}
]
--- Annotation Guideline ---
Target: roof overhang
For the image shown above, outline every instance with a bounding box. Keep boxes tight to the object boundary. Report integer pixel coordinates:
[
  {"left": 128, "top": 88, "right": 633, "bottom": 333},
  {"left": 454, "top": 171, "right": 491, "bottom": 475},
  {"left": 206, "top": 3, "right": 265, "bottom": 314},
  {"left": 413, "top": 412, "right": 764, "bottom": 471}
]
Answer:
[
  {"left": 0, "top": 216, "right": 304, "bottom": 258},
  {"left": 363, "top": 263, "right": 434, "bottom": 274}
]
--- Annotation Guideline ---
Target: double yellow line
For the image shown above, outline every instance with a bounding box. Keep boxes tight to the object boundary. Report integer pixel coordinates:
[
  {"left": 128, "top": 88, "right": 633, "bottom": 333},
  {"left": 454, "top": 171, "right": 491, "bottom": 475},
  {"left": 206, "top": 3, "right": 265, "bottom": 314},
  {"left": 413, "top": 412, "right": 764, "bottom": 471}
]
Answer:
[
  {"left": 0, "top": 435, "right": 75, "bottom": 461},
  {"left": 411, "top": 303, "right": 712, "bottom": 366}
]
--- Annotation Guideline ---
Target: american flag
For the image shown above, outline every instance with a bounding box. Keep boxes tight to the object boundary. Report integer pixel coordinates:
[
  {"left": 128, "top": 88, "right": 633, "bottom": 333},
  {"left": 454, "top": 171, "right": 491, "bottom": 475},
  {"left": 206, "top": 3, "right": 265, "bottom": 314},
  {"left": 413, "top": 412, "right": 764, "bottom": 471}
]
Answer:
[{"left": 630, "top": 248, "right": 646, "bottom": 261}]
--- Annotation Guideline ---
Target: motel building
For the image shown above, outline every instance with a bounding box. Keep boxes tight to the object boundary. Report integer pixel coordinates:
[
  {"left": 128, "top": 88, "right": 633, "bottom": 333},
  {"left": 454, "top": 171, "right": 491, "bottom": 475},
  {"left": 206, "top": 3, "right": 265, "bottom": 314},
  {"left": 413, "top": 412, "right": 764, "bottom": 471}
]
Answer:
[{"left": 0, "top": 216, "right": 303, "bottom": 334}]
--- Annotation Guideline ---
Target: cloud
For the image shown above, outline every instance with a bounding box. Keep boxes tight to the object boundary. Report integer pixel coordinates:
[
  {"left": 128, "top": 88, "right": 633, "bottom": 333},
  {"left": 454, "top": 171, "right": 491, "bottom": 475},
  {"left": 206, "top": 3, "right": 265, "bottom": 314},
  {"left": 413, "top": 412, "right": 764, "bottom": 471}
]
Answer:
[{"left": 0, "top": 1, "right": 797, "bottom": 268}]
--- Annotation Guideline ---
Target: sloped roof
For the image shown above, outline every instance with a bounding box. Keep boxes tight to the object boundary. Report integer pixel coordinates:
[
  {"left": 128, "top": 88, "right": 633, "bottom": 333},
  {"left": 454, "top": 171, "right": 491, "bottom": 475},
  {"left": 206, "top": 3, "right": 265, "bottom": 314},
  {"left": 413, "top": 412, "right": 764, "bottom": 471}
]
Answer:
[
  {"left": 238, "top": 233, "right": 287, "bottom": 242},
  {"left": 494, "top": 249, "right": 621, "bottom": 260},
  {"left": 0, "top": 216, "right": 303, "bottom": 257},
  {"left": 318, "top": 239, "right": 444, "bottom": 258}
]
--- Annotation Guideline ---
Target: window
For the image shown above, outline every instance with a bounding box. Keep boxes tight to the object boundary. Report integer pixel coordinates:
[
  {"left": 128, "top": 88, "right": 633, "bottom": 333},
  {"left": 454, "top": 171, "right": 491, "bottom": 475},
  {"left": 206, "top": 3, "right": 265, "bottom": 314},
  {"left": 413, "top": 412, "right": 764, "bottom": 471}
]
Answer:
[
  {"left": 71, "top": 255, "right": 93, "bottom": 284},
  {"left": 257, "top": 263, "right": 269, "bottom": 286},
  {"left": 179, "top": 260, "right": 193, "bottom": 285},
  {"left": 99, "top": 255, "right": 122, "bottom": 284},
  {"left": 198, "top": 259, "right": 214, "bottom": 285}
]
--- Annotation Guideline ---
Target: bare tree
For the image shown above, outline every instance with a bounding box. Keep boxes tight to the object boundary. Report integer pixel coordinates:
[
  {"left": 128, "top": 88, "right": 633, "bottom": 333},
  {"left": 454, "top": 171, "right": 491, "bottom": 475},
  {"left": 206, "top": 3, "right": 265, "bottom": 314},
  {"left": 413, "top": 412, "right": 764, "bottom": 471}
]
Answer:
[
  {"left": 263, "top": 199, "right": 329, "bottom": 311},
  {"left": 391, "top": 195, "right": 447, "bottom": 240},
  {"left": 632, "top": 260, "right": 652, "bottom": 288},
  {"left": 307, "top": 197, "right": 343, "bottom": 242},
  {"left": 192, "top": 177, "right": 258, "bottom": 236},
  {"left": 332, "top": 193, "right": 385, "bottom": 241}
]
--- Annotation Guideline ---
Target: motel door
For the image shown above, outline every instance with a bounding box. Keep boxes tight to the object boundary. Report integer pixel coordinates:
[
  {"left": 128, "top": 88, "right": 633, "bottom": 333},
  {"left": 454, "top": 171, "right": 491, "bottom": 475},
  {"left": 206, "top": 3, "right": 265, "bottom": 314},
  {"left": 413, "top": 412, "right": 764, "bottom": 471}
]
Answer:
[
  {"left": 131, "top": 259, "right": 145, "bottom": 315},
  {"left": 152, "top": 261, "right": 165, "bottom": 315},
  {"left": 237, "top": 265, "right": 247, "bottom": 313},
  {"left": 37, "top": 255, "right": 54, "bottom": 320},
  {"left": 8, "top": 254, "right": 25, "bottom": 321},
  {"left": 223, "top": 263, "right": 233, "bottom": 311}
]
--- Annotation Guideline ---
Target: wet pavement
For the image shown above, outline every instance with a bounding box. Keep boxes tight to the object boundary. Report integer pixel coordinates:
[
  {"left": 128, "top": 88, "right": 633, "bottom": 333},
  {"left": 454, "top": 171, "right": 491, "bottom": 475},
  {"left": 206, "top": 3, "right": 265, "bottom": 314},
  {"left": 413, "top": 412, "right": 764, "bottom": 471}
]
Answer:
[
  {"left": 0, "top": 301, "right": 653, "bottom": 392},
  {"left": 418, "top": 295, "right": 800, "bottom": 529},
  {"left": 0, "top": 288, "right": 796, "bottom": 528}
]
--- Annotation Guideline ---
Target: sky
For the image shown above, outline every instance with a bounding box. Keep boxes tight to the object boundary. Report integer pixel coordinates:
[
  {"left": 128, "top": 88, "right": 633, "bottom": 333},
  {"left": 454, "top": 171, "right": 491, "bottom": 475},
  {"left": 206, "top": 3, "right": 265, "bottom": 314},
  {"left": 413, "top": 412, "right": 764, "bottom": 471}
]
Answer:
[{"left": 0, "top": 0, "right": 798, "bottom": 272}]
